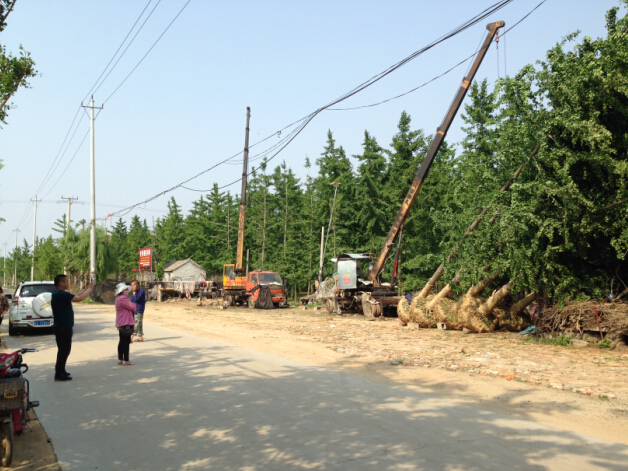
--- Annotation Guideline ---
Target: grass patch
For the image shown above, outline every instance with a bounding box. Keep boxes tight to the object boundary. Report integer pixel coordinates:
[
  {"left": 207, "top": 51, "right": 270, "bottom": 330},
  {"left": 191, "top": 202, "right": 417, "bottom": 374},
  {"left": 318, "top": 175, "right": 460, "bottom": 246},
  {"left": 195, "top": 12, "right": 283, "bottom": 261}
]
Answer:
[
  {"left": 524, "top": 335, "right": 573, "bottom": 346},
  {"left": 598, "top": 339, "right": 613, "bottom": 349}
]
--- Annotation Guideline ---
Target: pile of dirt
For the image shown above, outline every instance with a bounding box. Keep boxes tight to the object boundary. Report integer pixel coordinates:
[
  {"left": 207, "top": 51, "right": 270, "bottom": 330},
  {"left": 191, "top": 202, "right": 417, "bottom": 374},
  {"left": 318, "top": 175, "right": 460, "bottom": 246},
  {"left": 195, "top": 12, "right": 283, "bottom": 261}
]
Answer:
[{"left": 539, "top": 300, "right": 628, "bottom": 341}]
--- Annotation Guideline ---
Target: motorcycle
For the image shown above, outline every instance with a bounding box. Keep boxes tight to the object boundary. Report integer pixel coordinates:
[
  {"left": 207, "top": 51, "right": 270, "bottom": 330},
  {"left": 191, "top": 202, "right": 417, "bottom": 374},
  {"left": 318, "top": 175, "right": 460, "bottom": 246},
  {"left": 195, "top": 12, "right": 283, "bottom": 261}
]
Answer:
[{"left": 0, "top": 348, "right": 39, "bottom": 467}]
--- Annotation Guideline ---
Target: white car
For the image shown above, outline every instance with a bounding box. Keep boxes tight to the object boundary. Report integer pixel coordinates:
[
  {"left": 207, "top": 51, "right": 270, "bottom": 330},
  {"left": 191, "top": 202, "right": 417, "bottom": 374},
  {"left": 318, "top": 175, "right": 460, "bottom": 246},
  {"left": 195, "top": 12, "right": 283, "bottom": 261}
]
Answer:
[{"left": 8, "top": 281, "right": 56, "bottom": 335}]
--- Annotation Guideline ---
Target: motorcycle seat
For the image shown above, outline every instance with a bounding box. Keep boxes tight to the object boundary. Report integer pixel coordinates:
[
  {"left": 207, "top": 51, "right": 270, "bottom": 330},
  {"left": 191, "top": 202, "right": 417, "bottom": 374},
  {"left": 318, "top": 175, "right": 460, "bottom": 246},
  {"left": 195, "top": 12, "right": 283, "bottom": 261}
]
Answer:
[{"left": 5, "top": 369, "right": 22, "bottom": 379}]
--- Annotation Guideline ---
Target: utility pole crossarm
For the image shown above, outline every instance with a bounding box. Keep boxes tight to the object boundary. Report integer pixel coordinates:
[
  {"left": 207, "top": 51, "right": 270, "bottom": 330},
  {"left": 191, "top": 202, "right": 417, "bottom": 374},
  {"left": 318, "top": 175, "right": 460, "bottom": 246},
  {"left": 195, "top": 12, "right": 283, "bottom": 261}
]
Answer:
[{"left": 367, "top": 21, "right": 504, "bottom": 285}]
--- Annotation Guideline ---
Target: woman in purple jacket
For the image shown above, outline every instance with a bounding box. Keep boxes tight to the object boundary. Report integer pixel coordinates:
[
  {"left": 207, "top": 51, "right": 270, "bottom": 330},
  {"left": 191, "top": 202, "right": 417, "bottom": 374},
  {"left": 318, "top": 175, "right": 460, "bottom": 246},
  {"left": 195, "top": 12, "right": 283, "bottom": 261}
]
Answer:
[{"left": 114, "top": 283, "right": 137, "bottom": 366}]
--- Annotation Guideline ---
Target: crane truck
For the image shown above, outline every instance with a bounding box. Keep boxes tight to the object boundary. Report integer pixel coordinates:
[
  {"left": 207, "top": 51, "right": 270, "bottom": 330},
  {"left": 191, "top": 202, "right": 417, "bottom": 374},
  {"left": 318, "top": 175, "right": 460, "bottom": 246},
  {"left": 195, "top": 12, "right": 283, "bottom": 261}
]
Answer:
[
  {"left": 222, "top": 107, "right": 288, "bottom": 308},
  {"left": 326, "top": 21, "right": 505, "bottom": 319}
]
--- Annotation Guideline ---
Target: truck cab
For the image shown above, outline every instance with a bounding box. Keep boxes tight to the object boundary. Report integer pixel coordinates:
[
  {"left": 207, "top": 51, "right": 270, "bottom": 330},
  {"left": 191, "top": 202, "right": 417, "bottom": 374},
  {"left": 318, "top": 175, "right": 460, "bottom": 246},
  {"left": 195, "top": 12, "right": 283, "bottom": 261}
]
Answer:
[{"left": 245, "top": 270, "right": 286, "bottom": 307}]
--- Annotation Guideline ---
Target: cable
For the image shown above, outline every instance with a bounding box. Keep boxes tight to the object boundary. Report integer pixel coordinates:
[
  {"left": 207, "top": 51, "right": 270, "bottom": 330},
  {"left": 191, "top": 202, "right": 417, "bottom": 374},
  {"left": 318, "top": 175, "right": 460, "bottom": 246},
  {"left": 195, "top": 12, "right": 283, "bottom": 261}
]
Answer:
[
  {"left": 329, "top": 0, "right": 547, "bottom": 112},
  {"left": 93, "top": 0, "right": 164, "bottom": 98},
  {"left": 33, "top": 106, "right": 82, "bottom": 196},
  {"left": 103, "top": 0, "right": 192, "bottom": 104},
  {"left": 41, "top": 128, "right": 91, "bottom": 201},
  {"left": 82, "top": 0, "right": 155, "bottom": 101},
  {"left": 103, "top": 0, "right": 523, "bottom": 217}
]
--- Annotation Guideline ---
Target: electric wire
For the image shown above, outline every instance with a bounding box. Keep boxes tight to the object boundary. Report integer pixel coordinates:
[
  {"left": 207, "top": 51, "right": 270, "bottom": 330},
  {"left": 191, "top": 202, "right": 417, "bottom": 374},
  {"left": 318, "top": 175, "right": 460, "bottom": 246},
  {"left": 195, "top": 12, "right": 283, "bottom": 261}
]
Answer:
[
  {"left": 33, "top": 106, "right": 82, "bottom": 196},
  {"left": 28, "top": 1, "right": 158, "bottom": 209},
  {"left": 103, "top": 0, "right": 192, "bottom": 104},
  {"left": 82, "top": 0, "right": 154, "bottom": 101},
  {"left": 41, "top": 128, "right": 91, "bottom": 201},
  {"left": 93, "top": 0, "right": 164, "bottom": 98},
  {"left": 103, "top": 0, "right": 519, "bottom": 215}
]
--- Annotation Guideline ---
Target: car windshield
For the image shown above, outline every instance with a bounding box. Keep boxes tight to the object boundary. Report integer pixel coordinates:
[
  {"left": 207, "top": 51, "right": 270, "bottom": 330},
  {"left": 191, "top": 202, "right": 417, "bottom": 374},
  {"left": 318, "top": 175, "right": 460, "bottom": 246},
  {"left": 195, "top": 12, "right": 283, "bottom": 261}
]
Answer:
[
  {"left": 19, "top": 285, "right": 56, "bottom": 297},
  {"left": 258, "top": 273, "right": 282, "bottom": 285}
]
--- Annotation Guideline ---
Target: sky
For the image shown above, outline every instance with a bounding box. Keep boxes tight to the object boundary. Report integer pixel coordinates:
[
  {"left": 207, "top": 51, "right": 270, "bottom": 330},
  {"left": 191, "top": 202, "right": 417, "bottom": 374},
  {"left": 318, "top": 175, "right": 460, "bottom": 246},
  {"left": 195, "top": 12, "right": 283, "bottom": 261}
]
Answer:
[{"left": 0, "top": 0, "right": 623, "bottom": 253}]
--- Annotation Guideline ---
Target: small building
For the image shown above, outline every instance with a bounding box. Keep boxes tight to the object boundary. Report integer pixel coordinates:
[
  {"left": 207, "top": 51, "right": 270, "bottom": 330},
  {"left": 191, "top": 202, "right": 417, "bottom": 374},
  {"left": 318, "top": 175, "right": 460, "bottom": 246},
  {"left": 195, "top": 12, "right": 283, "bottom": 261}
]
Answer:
[{"left": 163, "top": 259, "right": 206, "bottom": 281}]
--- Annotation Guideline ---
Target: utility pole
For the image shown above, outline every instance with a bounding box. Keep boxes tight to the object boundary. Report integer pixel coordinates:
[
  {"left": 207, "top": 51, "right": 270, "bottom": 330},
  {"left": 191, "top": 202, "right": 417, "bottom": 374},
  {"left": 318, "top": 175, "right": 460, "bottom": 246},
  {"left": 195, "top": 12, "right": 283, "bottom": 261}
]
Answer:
[
  {"left": 30, "top": 196, "right": 39, "bottom": 281},
  {"left": 60, "top": 196, "right": 78, "bottom": 233},
  {"left": 82, "top": 96, "right": 103, "bottom": 283},
  {"left": 3, "top": 242, "right": 7, "bottom": 286},
  {"left": 60, "top": 196, "right": 78, "bottom": 275},
  {"left": 12, "top": 228, "right": 19, "bottom": 286},
  {"left": 317, "top": 226, "right": 325, "bottom": 290}
]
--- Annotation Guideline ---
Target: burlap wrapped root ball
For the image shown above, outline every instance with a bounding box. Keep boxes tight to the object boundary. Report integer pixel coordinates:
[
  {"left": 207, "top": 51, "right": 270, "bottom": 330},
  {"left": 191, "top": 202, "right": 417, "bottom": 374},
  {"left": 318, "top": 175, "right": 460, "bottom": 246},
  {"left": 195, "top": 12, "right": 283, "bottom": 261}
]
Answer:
[
  {"left": 397, "top": 298, "right": 411, "bottom": 324},
  {"left": 457, "top": 295, "right": 497, "bottom": 333}
]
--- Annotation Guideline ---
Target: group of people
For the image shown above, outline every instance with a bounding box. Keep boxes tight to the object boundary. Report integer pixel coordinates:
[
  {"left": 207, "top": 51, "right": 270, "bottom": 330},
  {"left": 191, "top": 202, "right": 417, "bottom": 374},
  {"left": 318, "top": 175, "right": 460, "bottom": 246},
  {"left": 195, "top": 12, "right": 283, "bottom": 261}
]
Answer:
[{"left": 50, "top": 274, "right": 147, "bottom": 381}]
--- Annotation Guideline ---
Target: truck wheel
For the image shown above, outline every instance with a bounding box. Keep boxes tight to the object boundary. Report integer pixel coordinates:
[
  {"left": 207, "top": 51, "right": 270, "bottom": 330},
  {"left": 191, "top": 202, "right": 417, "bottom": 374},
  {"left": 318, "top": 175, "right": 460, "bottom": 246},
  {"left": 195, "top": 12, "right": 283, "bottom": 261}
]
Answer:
[
  {"left": 8, "top": 323, "right": 17, "bottom": 336},
  {"left": 225, "top": 296, "right": 234, "bottom": 307},
  {"left": 248, "top": 296, "right": 255, "bottom": 309}
]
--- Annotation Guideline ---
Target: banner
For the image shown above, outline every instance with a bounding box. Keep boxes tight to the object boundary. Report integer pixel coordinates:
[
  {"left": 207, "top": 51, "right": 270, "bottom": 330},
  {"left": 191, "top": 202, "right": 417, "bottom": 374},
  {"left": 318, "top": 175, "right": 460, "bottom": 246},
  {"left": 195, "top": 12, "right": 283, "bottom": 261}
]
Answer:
[{"left": 139, "top": 247, "right": 152, "bottom": 269}]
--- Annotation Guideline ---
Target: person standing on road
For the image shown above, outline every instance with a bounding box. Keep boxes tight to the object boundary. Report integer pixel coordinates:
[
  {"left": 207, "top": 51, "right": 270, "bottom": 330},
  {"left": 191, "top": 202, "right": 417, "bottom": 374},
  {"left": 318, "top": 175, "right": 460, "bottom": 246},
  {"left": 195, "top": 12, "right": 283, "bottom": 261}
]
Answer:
[
  {"left": 0, "top": 286, "right": 9, "bottom": 328},
  {"left": 115, "top": 283, "right": 136, "bottom": 366},
  {"left": 51, "top": 274, "right": 94, "bottom": 382},
  {"left": 130, "top": 280, "right": 145, "bottom": 342}
]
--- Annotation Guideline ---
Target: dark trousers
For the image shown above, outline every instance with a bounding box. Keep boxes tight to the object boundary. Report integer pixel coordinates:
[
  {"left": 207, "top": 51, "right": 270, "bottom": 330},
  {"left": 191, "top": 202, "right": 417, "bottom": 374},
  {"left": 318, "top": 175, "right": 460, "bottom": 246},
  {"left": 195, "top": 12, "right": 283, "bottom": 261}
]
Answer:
[
  {"left": 54, "top": 327, "right": 73, "bottom": 377},
  {"left": 118, "top": 330, "right": 131, "bottom": 361}
]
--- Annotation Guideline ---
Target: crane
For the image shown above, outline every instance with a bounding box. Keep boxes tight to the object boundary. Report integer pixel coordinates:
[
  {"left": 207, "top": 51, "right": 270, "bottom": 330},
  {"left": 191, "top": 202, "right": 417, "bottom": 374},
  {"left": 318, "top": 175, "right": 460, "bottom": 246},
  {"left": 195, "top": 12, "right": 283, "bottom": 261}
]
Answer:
[{"left": 328, "top": 21, "right": 505, "bottom": 319}]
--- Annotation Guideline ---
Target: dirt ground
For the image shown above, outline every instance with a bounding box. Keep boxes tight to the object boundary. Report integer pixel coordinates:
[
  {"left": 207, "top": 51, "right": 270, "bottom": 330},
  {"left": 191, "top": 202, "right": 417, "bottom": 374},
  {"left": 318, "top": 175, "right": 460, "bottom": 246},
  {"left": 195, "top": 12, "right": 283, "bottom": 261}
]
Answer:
[
  {"left": 138, "top": 298, "right": 628, "bottom": 446},
  {"left": 6, "top": 298, "right": 628, "bottom": 469},
  {"left": 0, "top": 337, "right": 60, "bottom": 470}
]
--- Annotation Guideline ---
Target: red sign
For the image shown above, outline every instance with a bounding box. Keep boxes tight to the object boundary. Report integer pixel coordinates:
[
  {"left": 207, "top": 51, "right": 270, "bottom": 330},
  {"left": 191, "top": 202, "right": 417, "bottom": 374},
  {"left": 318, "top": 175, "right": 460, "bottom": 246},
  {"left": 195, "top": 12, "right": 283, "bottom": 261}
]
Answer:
[{"left": 139, "top": 247, "right": 152, "bottom": 268}]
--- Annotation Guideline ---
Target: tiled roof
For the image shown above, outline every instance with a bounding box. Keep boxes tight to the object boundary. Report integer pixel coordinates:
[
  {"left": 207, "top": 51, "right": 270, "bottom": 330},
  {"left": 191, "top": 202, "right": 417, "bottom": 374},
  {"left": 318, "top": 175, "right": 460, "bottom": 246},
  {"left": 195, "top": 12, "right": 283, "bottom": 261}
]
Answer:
[{"left": 163, "top": 259, "right": 204, "bottom": 272}]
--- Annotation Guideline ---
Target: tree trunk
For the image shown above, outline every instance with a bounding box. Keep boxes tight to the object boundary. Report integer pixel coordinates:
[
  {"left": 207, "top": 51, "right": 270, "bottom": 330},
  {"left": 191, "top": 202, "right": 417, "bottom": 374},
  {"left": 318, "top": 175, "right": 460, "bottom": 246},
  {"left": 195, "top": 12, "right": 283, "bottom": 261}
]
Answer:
[
  {"left": 477, "top": 282, "right": 511, "bottom": 317},
  {"left": 419, "top": 264, "right": 444, "bottom": 298},
  {"left": 418, "top": 147, "right": 537, "bottom": 297},
  {"left": 507, "top": 292, "right": 536, "bottom": 317}
]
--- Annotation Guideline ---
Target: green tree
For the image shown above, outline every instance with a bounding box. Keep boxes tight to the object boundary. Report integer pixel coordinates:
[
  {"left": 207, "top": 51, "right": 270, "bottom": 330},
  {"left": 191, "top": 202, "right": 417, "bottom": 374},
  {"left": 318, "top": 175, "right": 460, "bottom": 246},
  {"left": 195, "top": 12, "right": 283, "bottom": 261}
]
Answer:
[{"left": 0, "top": 1, "right": 37, "bottom": 125}]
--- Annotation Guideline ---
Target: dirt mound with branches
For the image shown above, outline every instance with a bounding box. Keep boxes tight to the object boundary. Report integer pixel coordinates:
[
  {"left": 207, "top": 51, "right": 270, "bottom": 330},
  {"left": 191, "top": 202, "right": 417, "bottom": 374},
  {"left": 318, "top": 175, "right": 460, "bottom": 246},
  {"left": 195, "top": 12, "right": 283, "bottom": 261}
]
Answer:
[{"left": 539, "top": 301, "right": 628, "bottom": 341}]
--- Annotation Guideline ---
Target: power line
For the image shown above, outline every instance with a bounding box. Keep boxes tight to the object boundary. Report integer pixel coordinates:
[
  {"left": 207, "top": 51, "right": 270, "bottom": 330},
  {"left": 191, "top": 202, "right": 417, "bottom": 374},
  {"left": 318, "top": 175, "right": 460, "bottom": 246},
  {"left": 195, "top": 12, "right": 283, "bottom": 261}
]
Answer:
[
  {"left": 107, "top": 0, "right": 517, "bottom": 206},
  {"left": 41, "top": 128, "right": 91, "bottom": 201},
  {"left": 82, "top": 0, "right": 155, "bottom": 101},
  {"left": 92, "top": 0, "right": 164, "bottom": 98},
  {"left": 33, "top": 106, "right": 82, "bottom": 196},
  {"left": 103, "top": 0, "right": 192, "bottom": 104}
]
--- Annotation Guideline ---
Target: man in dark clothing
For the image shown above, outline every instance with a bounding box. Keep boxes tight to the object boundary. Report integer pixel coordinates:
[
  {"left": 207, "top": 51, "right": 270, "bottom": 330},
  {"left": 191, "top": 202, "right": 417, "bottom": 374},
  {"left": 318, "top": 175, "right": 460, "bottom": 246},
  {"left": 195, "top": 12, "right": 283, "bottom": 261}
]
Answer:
[
  {"left": 51, "top": 274, "right": 94, "bottom": 381},
  {"left": 130, "top": 280, "right": 146, "bottom": 342}
]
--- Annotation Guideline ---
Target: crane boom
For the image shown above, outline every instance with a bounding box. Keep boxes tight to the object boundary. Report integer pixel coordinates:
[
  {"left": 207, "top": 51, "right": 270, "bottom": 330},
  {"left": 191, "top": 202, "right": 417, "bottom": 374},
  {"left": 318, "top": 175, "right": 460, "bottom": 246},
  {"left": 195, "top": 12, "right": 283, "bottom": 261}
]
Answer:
[
  {"left": 235, "top": 107, "right": 251, "bottom": 274},
  {"left": 367, "top": 21, "right": 504, "bottom": 285}
]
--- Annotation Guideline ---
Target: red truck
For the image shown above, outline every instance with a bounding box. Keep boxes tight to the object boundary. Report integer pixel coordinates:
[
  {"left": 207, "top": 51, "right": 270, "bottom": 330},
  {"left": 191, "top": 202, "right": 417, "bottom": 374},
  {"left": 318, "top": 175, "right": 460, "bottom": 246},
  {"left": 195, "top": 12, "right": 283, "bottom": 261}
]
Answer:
[{"left": 245, "top": 270, "right": 287, "bottom": 309}]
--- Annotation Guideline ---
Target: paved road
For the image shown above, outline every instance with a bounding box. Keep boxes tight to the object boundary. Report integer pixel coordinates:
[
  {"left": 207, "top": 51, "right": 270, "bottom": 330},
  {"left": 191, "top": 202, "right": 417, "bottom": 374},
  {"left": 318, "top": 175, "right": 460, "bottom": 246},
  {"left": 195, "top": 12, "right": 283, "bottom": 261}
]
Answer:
[{"left": 4, "top": 306, "right": 628, "bottom": 470}]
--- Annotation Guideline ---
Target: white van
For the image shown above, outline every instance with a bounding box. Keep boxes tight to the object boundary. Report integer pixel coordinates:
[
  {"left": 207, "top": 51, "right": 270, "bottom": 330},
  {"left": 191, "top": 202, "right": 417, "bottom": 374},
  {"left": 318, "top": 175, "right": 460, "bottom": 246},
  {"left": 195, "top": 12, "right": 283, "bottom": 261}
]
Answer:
[{"left": 8, "top": 281, "right": 56, "bottom": 335}]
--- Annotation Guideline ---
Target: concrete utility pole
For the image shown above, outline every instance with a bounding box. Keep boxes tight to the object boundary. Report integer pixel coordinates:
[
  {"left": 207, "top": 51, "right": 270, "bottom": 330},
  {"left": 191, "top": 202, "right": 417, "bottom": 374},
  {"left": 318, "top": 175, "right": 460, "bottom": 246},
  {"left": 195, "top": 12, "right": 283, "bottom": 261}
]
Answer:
[
  {"left": 60, "top": 196, "right": 78, "bottom": 232},
  {"left": 3, "top": 242, "right": 7, "bottom": 286},
  {"left": 13, "top": 228, "right": 19, "bottom": 286},
  {"left": 82, "top": 97, "right": 103, "bottom": 283},
  {"left": 30, "top": 196, "right": 39, "bottom": 281},
  {"left": 317, "top": 226, "right": 325, "bottom": 290},
  {"left": 60, "top": 196, "right": 78, "bottom": 276}
]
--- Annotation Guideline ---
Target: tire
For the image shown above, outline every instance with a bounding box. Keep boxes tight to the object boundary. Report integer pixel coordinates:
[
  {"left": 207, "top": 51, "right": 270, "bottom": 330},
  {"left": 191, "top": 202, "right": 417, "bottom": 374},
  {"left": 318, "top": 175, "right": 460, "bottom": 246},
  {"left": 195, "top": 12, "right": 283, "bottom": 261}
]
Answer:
[
  {"left": 248, "top": 296, "right": 255, "bottom": 309},
  {"left": 8, "top": 323, "right": 17, "bottom": 336},
  {"left": 225, "top": 295, "right": 234, "bottom": 307},
  {"left": 0, "top": 421, "right": 13, "bottom": 467}
]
